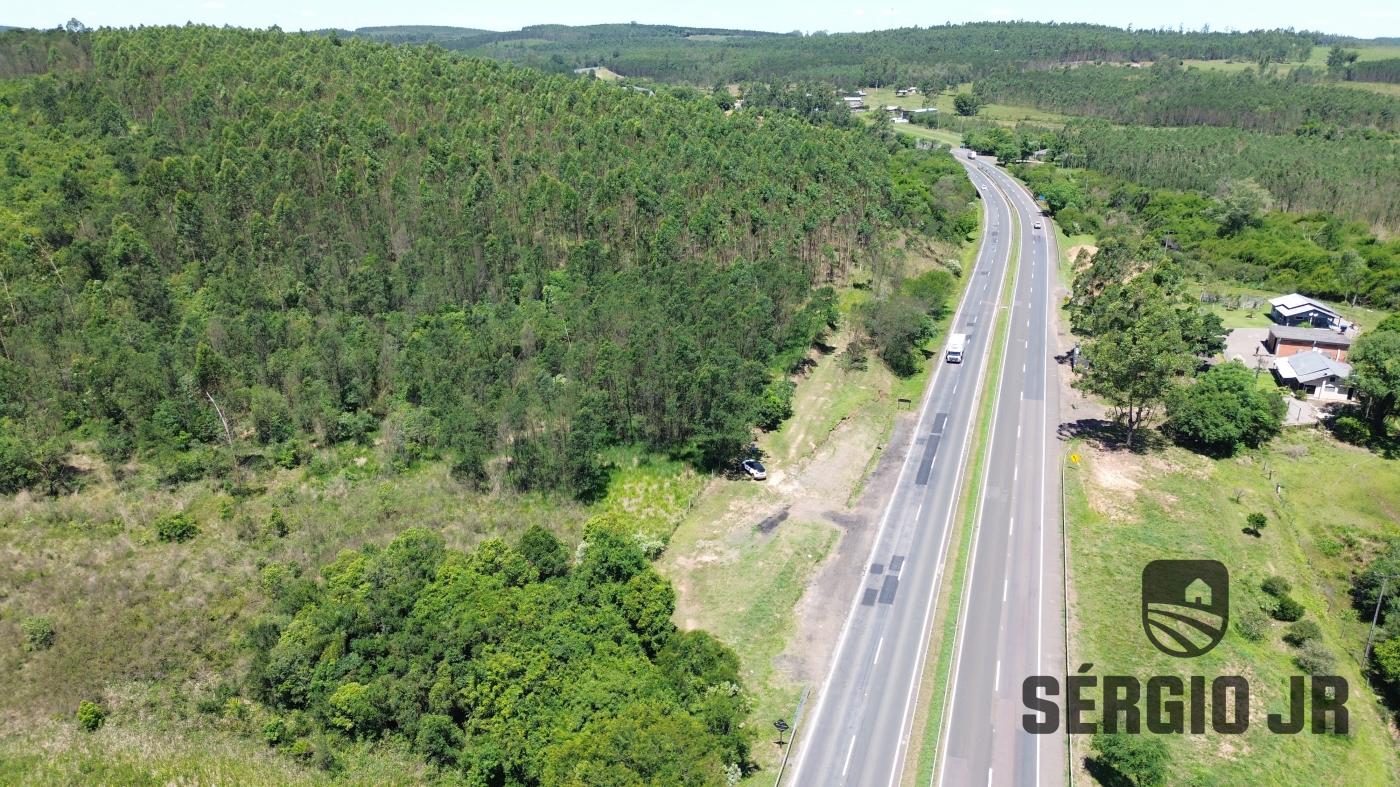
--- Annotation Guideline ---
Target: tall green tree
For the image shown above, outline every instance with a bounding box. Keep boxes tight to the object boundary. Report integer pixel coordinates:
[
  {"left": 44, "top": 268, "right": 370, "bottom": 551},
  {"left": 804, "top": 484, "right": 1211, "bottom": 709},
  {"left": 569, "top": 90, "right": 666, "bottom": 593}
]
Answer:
[
  {"left": 1075, "top": 283, "right": 1193, "bottom": 448},
  {"left": 1165, "top": 361, "right": 1285, "bottom": 455},
  {"left": 1349, "top": 330, "right": 1400, "bottom": 432}
]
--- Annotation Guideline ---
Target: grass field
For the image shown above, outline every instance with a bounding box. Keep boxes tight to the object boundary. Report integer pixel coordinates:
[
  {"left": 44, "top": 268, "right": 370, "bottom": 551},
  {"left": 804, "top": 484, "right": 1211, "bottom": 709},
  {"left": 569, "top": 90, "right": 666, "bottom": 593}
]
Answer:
[
  {"left": 1065, "top": 429, "right": 1400, "bottom": 785},
  {"left": 1181, "top": 44, "right": 1400, "bottom": 79},
  {"left": 0, "top": 437, "right": 709, "bottom": 780},
  {"left": 1190, "top": 281, "right": 1388, "bottom": 332},
  {"left": 862, "top": 85, "right": 1070, "bottom": 126}
]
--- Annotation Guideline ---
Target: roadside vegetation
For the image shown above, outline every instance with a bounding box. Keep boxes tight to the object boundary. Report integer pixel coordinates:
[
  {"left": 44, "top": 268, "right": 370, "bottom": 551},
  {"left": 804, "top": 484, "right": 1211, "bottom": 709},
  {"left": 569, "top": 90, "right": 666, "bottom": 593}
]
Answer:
[
  {"left": 0, "top": 22, "right": 986, "bottom": 783},
  {"left": 1064, "top": 429, "right": 1399, "bottom": 785}
]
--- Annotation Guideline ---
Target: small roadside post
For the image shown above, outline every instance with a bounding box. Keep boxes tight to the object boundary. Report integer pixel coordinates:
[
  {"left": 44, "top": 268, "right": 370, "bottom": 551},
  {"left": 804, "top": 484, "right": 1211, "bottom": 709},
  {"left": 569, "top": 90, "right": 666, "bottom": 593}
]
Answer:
[{"left": 773, "top": 718, "right": 790, "bottom": 746}]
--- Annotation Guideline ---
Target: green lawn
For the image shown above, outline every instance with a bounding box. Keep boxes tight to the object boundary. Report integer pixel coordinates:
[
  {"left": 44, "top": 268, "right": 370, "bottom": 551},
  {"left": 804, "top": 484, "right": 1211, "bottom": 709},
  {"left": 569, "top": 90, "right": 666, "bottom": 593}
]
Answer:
[
  {"left": 862, "top": 85, "right": 1070, "bottom": 127},
  {"left": 1181, "top": 45, "right": 1400, "bottom": 78},
  {"left": 1066, "top": 430, "right": 1400, "bottom": 785},
  {"left": 1190, "top": 282, "right": 1388, "bottom": 332}
]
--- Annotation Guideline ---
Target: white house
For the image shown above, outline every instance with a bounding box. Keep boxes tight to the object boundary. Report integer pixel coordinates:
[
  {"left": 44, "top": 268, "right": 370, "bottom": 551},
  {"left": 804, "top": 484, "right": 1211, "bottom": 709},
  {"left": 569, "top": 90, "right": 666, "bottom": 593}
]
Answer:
[{"left": 1273, "top": 350, "right": 1355, "bottom": 400}]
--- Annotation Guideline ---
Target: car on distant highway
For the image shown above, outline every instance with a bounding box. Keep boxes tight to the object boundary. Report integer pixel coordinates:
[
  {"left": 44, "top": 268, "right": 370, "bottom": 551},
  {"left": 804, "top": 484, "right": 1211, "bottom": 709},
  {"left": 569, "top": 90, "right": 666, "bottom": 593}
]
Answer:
[
  {"left": 740, "top": 459, "right": 767, "bottom": 480},
  {"left": 1032, "top": 221, "right": 1043, "bottom": 229}
]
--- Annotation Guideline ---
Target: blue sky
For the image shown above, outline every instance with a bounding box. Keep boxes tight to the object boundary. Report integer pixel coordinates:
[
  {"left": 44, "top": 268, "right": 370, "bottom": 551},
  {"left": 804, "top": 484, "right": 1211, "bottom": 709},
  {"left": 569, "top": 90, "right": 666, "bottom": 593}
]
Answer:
[{"left": 9, "top": 1, "right": 1398, "bottom": 39}]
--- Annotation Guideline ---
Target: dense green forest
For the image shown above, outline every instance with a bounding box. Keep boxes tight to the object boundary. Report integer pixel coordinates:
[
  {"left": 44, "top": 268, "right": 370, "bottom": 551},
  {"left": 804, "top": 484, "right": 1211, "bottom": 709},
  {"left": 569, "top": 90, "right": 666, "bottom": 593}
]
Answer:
[
  {"left": 1051, "top": 121, "right": 1400, "bottom": 230},
  {"left": 1350, "top": 57, "right": 1400, "bottom": 83},
  {"left": 248, "top": 526, "right": 749, "bottom": 783},
  {"left": 974, "top": 63, "right": 1400, "bottom": 133},
  {"left": 0, "top": 26, "right": 974, "bottom": 499},
  {"left": 990, "top": 154, "right": 1400, "bottom": 308},
  {"left": 343, "top": 22, "right": 1318, "bottom": 87}
]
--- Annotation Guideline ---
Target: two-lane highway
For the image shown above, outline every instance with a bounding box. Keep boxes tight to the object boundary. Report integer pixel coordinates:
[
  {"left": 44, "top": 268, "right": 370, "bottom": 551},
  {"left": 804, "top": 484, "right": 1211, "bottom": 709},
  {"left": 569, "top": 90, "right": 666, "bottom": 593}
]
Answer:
[
  {"left": 935, "top": 157, "right": 1066, "bottom": 787},
  {"left": 791, "top": 154, "right": 1027, "bottom": 787}
]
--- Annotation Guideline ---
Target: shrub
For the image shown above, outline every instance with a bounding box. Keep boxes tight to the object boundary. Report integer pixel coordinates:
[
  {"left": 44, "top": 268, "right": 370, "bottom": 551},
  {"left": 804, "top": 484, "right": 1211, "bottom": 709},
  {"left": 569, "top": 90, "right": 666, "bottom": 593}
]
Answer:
[
  {"left": 1234, "top": 608, "right": 1268, "bottom": 642},
  {"left": 1272, "top": 595, "right": 1305, "bottom": 622},
  {"left": 1372, "top": 636, "right": 1400, "bottom": 689},
  {"left": 76, "top": 700, "right": 105, "bottom": 731},
  {"left": 1165, "top": 362, "right": 1285, "bottom": 455},
  {"left": 154, "top": 512, "right": 200, "bottom": 543},
  {"left": 0, "top": 426, "right": 39, "bottom": 494},
  {"left": 1295, "top": 640, "right": 1336, "bottom": 675},
  {"left": 1261, "top": 575, "right": 1292, "bottom": 597},
  {"left": 754, "top": 380, "right": 796, "bottom": 431},
  {"left": 518, "top": 524, "right": 570, "bottom": 579},
  {"left": 1089, "top": 731, "right": 1168, "bottom": 786},
  {"left": 20, "top": 616, "right": 56, "bottom": 651},
  {"left": 839, "top": 338, "right": 868, "bottom": 371},
  {"left": 266, "top": 509, "right": 289, "bottom": 538},
  {"left": 1283, "top": 619, "right": 1322, "bottom": 646},
  {"left": 1246, "top": 512, "right": 1267, "bottom": 535},
  {"left": 249, "top": 386, "right": 294, "bottom": 444},
  {"left": 1332, "top": 415, "right": 1370, "bottom": 446}
]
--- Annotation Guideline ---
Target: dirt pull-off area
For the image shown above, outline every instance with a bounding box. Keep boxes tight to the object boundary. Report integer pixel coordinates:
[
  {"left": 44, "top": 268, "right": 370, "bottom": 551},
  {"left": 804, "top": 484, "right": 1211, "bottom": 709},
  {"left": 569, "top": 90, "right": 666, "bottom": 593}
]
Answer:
[{"left": 1065, "top": 244, "right": 1098, "bottom": 266}]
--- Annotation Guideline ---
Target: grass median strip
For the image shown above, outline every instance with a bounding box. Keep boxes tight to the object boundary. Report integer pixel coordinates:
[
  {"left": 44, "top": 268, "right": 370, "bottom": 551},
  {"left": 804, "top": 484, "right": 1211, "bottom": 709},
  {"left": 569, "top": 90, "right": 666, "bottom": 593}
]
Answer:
[{"left": 910, "top": 175, "right": 1021, "bottom": 786}]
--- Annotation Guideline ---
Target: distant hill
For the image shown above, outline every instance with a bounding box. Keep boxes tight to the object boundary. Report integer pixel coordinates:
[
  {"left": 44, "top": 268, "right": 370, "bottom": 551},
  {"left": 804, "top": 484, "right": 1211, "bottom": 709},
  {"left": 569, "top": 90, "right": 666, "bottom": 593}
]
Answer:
[
  {"left": 366, "top": 21, "right": 1332, "bottom": 86},
  {"left": 316, "top": 24, "right": 496, "bottom": 44}
]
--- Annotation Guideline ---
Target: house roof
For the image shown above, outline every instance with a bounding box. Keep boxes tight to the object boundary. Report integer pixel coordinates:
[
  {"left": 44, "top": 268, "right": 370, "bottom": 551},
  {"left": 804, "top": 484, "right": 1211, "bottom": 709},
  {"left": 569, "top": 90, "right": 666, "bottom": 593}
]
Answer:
[
  {"left": 1269, "top": 293, "right": 1340, "bottom": 319},
  {"left": 1268, "top": 326, "right": 1352, "bottom": 346},
  {"left": 1276, "top": 350, "right": 1352, "bottom": 384}
]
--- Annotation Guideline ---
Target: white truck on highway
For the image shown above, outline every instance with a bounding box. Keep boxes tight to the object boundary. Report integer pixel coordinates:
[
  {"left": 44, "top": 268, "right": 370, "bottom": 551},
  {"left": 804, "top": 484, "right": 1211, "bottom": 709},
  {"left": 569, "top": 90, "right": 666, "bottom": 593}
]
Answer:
[{"left": 946, "top": 332, "right": 967, "bottom": 363}]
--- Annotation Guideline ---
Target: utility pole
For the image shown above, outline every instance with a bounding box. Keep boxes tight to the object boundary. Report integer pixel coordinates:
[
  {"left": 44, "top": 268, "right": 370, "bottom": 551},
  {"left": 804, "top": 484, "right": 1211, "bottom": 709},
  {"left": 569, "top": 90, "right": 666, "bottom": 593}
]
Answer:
[{"left": 1364, "top": 573, "right": 1399, "bottom": 666}]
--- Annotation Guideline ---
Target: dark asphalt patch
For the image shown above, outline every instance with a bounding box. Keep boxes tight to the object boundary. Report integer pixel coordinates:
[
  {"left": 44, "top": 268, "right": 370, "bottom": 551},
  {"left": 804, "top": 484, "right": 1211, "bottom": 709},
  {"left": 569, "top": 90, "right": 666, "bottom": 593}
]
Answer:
[
  {"left": 871, "top": 563, "right": 884, "bottom": 575},
  {"left": 931, "top": 413, "right": 948, "bottom": 435},
  {"left": 862, "top": 588, "right": 878, "bottom": 606},
  {"left": 878, "top": 575, "right": 899, "bottom": 604},
  {"left": 915, "top": 434, "right": 941, "bottom": 485},
  {"left": 889, "top": 555, "right": 905, "bottom": 573}
]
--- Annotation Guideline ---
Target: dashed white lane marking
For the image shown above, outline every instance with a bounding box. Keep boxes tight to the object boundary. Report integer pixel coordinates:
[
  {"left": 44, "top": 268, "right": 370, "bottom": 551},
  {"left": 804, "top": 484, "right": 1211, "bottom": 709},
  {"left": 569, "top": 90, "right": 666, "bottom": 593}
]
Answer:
[
  {"left": 995, "top": 659, "right": 1002, "bottom": 691},
  {"left": 1002, "top": 577, "right": 1008, "bottom": 602},
  {"left": 874, "top": 636, "right": 885, "bottom": 666},
  {"left": 843, "top": 734, "right": 858, "bottom": 776}
]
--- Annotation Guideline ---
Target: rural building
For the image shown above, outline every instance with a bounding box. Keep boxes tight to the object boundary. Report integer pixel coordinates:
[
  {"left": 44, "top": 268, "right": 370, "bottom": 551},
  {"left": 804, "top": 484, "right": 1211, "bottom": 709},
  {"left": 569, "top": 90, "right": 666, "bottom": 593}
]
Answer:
[
  {"left": 909, "top": 107, "right": 937, "bottom": 118},
  {"left": 1273, "top": 350, "right": 1355, "bottom": 401},
  {"left": 885, "top": 105, "right": 910, "bottom": 122},
  {"left": 1268, "top": 293, "right": 1343, "bottom": 329},
  {"left": 1265, "top": 326, "right": 1353, "bottom": 361},
  {"left": 895, "top": 86, "right": 919, "bottom": 97},
  {"left": 842, "top": 95, "right": 866, "bottom": 110}
]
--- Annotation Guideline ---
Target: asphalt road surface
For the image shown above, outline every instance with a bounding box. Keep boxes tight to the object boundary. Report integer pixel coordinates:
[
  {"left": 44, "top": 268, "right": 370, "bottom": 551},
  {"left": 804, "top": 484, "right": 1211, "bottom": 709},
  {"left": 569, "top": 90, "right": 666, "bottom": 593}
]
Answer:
[
  {"left": 934, "top": 158, "right": 1067, "bottom": 787},
  {"left": 790, "top": 152, "right": 1063, "bottom": 787}
]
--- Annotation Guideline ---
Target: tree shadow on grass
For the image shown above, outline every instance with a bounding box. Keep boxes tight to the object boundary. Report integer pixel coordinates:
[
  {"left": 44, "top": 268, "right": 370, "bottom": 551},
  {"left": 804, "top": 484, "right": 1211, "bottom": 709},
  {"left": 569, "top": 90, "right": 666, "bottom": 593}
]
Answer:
[
  {"left": 1057, "top": 418, "right": 1167, "bottom": 455},
  {"left": 1084, "top": 757, "right": 1134, "bottom": 787}
]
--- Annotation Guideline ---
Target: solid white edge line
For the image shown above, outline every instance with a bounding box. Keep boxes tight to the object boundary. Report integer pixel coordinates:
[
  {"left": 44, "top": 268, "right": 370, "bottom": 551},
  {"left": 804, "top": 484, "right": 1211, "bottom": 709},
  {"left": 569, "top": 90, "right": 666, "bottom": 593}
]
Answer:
[
  {"left": 933, "top": 160, "right": 1023, "bottom": 787},
  {"left": 789, "top": 153, "right": 1005, "bottom": 787},
  {"left": 884, "top": 156, "right": 1015, "bottom": 787}
]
